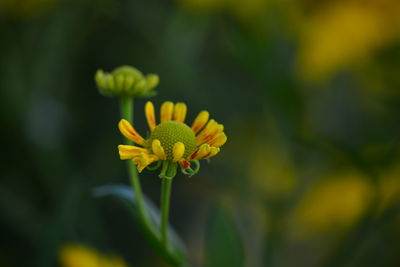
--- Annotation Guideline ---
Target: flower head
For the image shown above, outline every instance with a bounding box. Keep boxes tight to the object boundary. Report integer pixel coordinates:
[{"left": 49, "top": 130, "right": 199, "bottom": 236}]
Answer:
[
  {"left": 118, "top": 101, "right": 227, "bottom": 178},
  {"left": 95, "top": 66, "right": 159, "bottom": 98}
]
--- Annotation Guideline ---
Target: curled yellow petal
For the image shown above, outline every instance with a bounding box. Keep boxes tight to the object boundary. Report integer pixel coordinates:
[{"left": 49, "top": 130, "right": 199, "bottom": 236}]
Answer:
[
  {"left": 152, "top": 139, "right": 167, "bottom": 160},
  {"left": 202, "top": 147, "right": 220, "bottom": 159},
  {"left": 197, "top": 144, "right": 211, "bottom": 159},
  {"left": 160, "top": 101, "right": 174, "bottom": 122},
  {"left": 145, "top": 101, "right": 156, "bottom": 131},
  {"left": 172, "top": 142, "right": 185, "bottom": 162},
  {"left": 189, "top": 144, "right": 210, "bottom": 160},
  {"left": 173, "top": 103, "right": 187, "bottom": 122},
  {"left": 208, "top": 132, "right": 227, "bottom": 148},
  {"left": 118, "top": 145, "right": 149, "bottom": 160},
  {"left": 118, "top": 119, "right": 146, "bottom": 146},
  {"left": 133, "top": 153, "right": 159, "bottom": 173},
  {"left": 191, "top": 111, "right": 209, "bottom": 134}
]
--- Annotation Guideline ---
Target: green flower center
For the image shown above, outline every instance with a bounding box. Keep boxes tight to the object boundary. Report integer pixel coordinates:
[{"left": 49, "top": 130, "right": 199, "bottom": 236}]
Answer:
[{"left": 148, "top": 121, "right": 197, "bottom": 160}]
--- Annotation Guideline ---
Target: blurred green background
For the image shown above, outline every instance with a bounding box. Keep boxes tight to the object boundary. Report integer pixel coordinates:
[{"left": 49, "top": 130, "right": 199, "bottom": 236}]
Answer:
[{"left": 1, "top": 0, "right": 400, "bottom": 266}]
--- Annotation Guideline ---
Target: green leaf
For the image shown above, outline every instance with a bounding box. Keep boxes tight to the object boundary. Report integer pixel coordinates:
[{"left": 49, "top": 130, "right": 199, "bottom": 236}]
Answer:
[
  {"left": 205, "top": 204, "right": 245, "bottom": 267},
  {"left": 93, "top": 184, "right": 188, "bottom": 266}
]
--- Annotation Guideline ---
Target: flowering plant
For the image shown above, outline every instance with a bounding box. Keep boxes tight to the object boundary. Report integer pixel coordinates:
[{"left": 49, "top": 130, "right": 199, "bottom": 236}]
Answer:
[{"left": 93, "top": 65, "right": 226, "bottom": 266}]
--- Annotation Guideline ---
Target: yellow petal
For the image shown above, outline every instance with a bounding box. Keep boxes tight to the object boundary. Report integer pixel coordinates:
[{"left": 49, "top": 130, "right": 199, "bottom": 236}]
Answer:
[
  {"left": 152, "top": 139, "right": 167, "bottom": 160},
  {"left": 197, "top": 144, "right": 211, "bottom": 159},
  {"left": 202, "top": 147, "right": 220, "bottom": 159},
  {"left": 118, "top": 119, "right": 146, "bottom": 146},
  {"left": 145, "top": 101, "right": 156, "bottom": 131},
  {"left": 160, "top": 101, "right": 174, "bottom": 122},
  {"left": 207, "top": 132, "right": 227, "bottom": 148},
  {"left": 189, "top": 144, "right": 210, "bottom": 160},
  {"left": 196, "top": 120, "right": 224, "bottom": 145},
  {"left": 172, "top": 142, "right": 185, "bottom": 162},
  {"left": 173, "top": 102, "right": 187, "bottom": 122},
  {"left": 196, "top": 120, "right": 217, "bottom": 142},
  {"left": 191, "top": 111, "right": 209, "bottom": 134},
  {"left": 118, "top": 145, "right": 149, "bottom": 160},
  {"left": 133, "top": 153, "right": 159, "bottom": 173}
]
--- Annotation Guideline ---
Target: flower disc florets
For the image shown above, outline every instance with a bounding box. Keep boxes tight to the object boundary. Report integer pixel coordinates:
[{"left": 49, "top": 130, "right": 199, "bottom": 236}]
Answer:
[
  {"left": 117, "top": 101, "right": 227, "bottom": 178},
  {"left": 148, "top": 121, "right": 197, "bottom": 160}
]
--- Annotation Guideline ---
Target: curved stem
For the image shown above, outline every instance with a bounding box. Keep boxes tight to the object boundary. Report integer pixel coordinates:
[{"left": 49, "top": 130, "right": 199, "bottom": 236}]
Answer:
[
  {"left": 120, "top": 97, "right": 150, "bottom": 226},
  {"left": 161, "top": 177, "right": 173, "bottom": 248}
]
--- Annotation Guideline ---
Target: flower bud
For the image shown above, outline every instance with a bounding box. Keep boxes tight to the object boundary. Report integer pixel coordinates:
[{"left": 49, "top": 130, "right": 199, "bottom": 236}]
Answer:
[{"left": 95, "top": 65, "right": 159, "bottom": 98}]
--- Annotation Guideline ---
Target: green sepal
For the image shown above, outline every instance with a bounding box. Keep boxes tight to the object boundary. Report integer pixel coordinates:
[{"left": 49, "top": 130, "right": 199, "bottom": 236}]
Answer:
[
  {"left": 138, "top": 90, "right": 158, "bottom": 98},
  {"left": 159, "top": 161, "right": 178, "bottom": 179},
  {"left": 146, "top": 160, "right": 162, "bottom": 171},
  {"left": 181, "top": 160, "right": 200, "bottom": 178}
]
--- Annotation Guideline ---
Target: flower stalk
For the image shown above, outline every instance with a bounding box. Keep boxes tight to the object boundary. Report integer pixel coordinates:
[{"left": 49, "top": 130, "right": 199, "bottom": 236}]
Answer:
[
  {"left": 119, "top": 96, "right": 150, "bottom": 226},
  {"left": 161, "top": 176, "right": 173, "bottom": 248}
]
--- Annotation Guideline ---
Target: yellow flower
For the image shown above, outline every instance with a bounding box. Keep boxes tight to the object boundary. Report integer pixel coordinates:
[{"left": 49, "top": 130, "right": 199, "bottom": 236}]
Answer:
[
  {"left": 59, "top": 244, "right": 128, "bottom": 267},
  {"left": 118, "top": 101, "right": 227, "bottom": 178}
]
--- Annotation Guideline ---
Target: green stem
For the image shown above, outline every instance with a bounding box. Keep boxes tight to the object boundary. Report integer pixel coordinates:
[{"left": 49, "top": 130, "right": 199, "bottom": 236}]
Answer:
[
  {"left": 161, "top": 177, "right": 173, "bottom": 248},
  {"left": 120, "top": 96, "right": 133, "bottom": 125},
  {"left": 120, "top": 98, "right": 186, "bottom": 266},
  {"left": 119, "top": 97, "right": 150, "bottom": 225}
]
